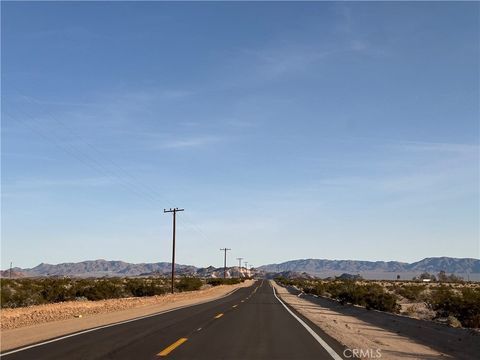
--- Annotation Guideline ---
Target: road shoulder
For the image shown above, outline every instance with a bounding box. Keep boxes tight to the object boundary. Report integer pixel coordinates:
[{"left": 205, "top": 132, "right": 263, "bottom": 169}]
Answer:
[{"left": 271, "top": 280, "right": 476, "bottom": 360}]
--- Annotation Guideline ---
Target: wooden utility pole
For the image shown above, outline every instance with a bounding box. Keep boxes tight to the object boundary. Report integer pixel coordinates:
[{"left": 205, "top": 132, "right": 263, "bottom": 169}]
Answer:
[
  {"left": 220, "top": 248, "right": 231, "bottom": 278},
  {"left": 164, "top": 207, "right": 184, "bottom": 294}
]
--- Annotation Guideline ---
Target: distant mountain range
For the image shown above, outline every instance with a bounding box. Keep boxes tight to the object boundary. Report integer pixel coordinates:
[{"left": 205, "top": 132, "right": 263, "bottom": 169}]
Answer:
[
  {"left": 258, "top": 257, "right": 480, "bottom": 277},
  {"left": 1, "top": 257, "right": 479, "bottom": 279},
  {"left": 0, "top": 259, "right": 251, "bottom": 279}
]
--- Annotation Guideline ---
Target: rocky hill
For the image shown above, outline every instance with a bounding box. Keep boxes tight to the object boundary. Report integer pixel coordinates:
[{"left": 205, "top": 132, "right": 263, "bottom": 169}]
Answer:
[
  {"left": 2, "top": 257, "right": 478, "bottom": 279},
  {"left": 0, "top": 260, "right": 256, "bottom": 279},
  {"left": 407, "top": 257, "right": 480, "bottom": 273},
  {"left": 258, "top": 257, "right": 480, "bottom": 276},
  {"left": 2, "top": 260, "right": 198, "bottom": 278}
]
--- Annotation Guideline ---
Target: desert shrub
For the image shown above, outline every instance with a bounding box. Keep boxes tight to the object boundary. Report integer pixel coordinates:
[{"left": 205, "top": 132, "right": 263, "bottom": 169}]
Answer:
[
  {"left": 438, "top": 271, "right": 464, "bottom": 283},
  {"left": 40, "top": 278, "right": 77, "bottom": 302},
  {"left": 75, "top": 278, "right": 124, "bottom": 301},
  {"left": 395, "top": 284, "right": 426, "bottom": 301},
  {"left": 124, "top": 278, "right": 166, "bottom": 297},
  {"left": 0, "top": 277, "right": 172, "bottom": 307},
  {"left": 364, "top": 291, "right": 400, "bottom": 312},
  {"left": 460, "top": 288, "right": 480, "bottom": 328},
  {"left": 275, "top": 277, "right": 299, "bottom": 287},
  {"left": 176, "top": 277, "right": 203, "bottom": 292},
  {"left": 1, "top": 278, "right": 58, "bottom": 307},
  {"left": 426, "top": 285, "right": 457, "bottom": 316},
  {"left": 0, "top": 280, "right": 36, "bottom": 307},
  {"left": 291, "top": 279, "right": 400, "bottom": 313},
  {"left": 207, "top": 278, "right": 242, "bottom": 286},
  {"left": 302, "top": 282, "right": 326, "bottom": 296},
  {"left": 0, "top": 283, "right": 12, "bottom": 305},
  {"left": 426, "top": 285, "right": 480, "bottom": 328}
]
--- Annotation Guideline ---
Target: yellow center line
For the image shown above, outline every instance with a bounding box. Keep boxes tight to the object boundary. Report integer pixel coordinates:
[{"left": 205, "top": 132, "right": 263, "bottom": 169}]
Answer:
[
  {"left": 157, "top": 338, "right": 188, "bottom": 357},
  {"left": 214, "top": 313, "right": 224, "bottom": 319}
]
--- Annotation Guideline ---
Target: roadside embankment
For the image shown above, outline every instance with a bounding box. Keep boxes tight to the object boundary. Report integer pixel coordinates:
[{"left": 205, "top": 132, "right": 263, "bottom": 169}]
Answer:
[
  {"left": 0, "top": 280, "right": 254, "bottom": 352},
  {"left": 272, "top": 280, "right": 479, "bottom": 360}
]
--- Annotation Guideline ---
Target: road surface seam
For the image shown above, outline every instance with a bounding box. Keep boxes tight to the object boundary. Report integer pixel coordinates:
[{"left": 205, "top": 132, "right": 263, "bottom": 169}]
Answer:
[
  {"left": 272, "top": 285, "right": 343, "bottom": 360},
  {"left": 1, "top": 287, "right": 242, "bottom": 356}
]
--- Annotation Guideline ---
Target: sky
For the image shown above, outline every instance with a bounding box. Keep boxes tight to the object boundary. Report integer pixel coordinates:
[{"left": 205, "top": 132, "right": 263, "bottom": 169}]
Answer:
[{"left": 1, "top": 1, "right": 479, "bottom": 269}]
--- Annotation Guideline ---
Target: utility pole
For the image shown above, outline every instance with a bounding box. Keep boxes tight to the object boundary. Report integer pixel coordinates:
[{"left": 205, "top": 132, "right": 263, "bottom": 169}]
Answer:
[
  {"left": 236, "top": 257, "right": 243, "bottom": 278},
  {"left": 164, "top": 207, "right": 184, "bottom": 294},
  {"left": 220, "top": 248, "right": 231, "bottom": 278}
]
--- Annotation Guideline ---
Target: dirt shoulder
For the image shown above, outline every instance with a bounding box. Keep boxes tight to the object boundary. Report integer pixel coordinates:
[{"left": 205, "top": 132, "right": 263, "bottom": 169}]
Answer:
[
  {"left": 272, "top": 281, "right": 479, "bottom": 360},
  {"left": 0, "top": 280, "right": 254, "bottom": 352}
]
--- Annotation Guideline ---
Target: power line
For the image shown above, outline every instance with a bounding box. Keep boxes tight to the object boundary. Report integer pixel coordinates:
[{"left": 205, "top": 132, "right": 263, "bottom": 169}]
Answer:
[
  {"left": 220, "top": 248, "right": 231, "bottom": 278},
  {"left": 6, "top": 95, "right": 178, "bottom": 208},
  {"left": 5, "top": 91, "right": 216, "bottom": 245},
  {"left": 3, "top": 110, "right": 163, "bottom": 208}
]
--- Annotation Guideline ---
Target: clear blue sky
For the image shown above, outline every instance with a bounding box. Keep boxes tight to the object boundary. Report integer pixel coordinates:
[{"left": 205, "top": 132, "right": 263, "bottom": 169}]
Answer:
[{"left": 2, "top": 2, "right": 479, "bottom": 269}]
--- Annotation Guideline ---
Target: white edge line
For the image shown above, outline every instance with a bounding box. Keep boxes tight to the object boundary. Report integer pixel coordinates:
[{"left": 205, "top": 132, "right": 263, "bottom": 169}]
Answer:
[
  {"left": 272, "top": 284, "right": 343, "bottom": 360},
  {"left": 1, "top": 287, "right": 241, "bottom": 356}
]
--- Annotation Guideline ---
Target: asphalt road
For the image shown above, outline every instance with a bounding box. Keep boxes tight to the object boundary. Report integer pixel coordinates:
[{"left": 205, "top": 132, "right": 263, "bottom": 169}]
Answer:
[{"left": 1, "top": 280, "right": 346, "bottom": 360}]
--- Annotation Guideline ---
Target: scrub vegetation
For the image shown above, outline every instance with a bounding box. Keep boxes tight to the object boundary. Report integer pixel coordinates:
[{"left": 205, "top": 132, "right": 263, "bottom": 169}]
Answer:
[
  {"left": 0, "top": 276, "right": 243, "bottom": 308},
  {"left": 207, "top": 278, "right": 243, "bottom": 286},
  {"left": 275, "top": 277, "right": 480, "bottom": 328}
]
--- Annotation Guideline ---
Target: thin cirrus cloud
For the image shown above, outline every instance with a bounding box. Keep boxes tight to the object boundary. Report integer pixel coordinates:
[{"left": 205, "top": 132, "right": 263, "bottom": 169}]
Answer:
[
  {"left": 298, "top": 139, "right": 478, "bottom": 204},
  {"left": 237, "top": 45, "right": 337, "bottom": 79},
  {"left": 155, "top": 135, "right": 223, "bottom": 149},
  {"left": 394, "top": 141, "right": 479, "bottom": 155},
  {"left": 11, "top": 177, "right": 113, "bottom": 189},
  {"left": 222, "top": 38, "right": 375, "bottom": 89}
]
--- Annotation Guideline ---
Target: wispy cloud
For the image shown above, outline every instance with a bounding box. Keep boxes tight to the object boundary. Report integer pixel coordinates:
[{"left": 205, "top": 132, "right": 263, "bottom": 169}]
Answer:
[
  {"left": 109, "top": 89, "right": 193, "bottom": 104},
  {"left": 9, "top": 94, "right": 99, "bottom": 108},
  {"left": 249, "top": 46, "right": 335, "bottom": 77},
  {"left": 290, "top": 138, "right": 479, "bottom": 211},
  {"left": 394, "top": 141, "right": 479, "bottom": 155},
  {"left": 155, "top": 135, "right": 222, "bottom": 149},
  {"left": 225, "top": 118, "right": 257, "bottom": 129},
  {"left": 221, "top": 37, "right": 378, "bottom": 87},
  {"left": 11, "top": 177, "right": 113, "bottom": 189}
]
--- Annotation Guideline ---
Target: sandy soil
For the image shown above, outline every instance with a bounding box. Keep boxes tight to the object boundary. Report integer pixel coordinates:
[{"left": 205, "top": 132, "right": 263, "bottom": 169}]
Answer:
[
  {"left": 0, "top": 280, "right": 253, "bottom": 352},
  {"left": 272, "top": 281, "right": 479, "bottom": 360}
]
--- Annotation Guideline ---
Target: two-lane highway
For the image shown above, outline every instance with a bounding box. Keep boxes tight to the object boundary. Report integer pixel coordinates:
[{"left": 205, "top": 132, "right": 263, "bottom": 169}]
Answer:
[{"left": 1, "top": 280, "right": 345, "bottom": 360}]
